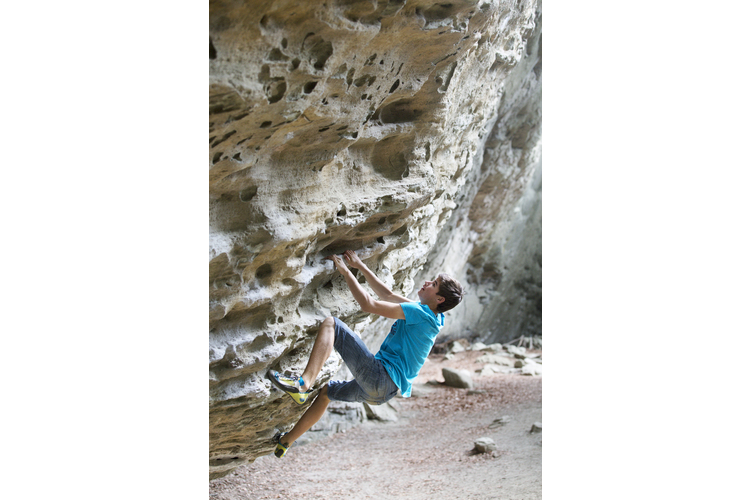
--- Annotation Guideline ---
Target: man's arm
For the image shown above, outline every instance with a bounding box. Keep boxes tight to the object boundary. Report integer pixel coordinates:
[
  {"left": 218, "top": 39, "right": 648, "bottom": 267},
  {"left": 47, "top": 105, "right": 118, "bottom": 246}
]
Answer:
[
  {"left": 327, "top": 254, "right": 406, "bottom": 320},
  {"left": 342, "top": 250, "right": 412, "bottom": 304}
]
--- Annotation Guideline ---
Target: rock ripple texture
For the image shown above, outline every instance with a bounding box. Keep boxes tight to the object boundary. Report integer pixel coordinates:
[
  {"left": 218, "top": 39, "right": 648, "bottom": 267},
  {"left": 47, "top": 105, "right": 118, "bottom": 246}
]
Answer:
[{"left": 209, "top": 0, "right": 542, "bottom": 479}]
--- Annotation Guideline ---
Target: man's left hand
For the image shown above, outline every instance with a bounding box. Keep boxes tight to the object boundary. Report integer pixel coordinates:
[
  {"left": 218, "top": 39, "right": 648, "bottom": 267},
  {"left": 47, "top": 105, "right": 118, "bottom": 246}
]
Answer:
[{"left": 325, "top": 254, "right": 350, "bottom": 276}]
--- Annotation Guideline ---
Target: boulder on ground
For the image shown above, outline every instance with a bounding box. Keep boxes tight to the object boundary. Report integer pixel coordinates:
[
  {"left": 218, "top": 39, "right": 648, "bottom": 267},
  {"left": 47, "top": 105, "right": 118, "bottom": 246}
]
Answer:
[
  {"left": 442, "top": 367, "right": 474, "bottom": 389},
  {"left": 474, "top": 437, "right": 497, "bottom": 453},
  {"left": 478, "top": 364, "right": 505, "bottom": 376},
  {"left": 363, "top": 401, "right": 398, "bottom": 422},
  {"left": 409, "top": 383, "right": 436, "bottom": 398},
  {"left": 506, "top": 345, "right": 527, "bottom": 356},
  {"left": 521, "top": 360, "right": 542, "bottom": 376},
  {"left": 477, "top": 353, "right": 515, "bottom": 366},
  {"left": 448, "top": 341, "right": 466, "bottom": 354},
  {"left": 469, "top": 342, "right": 487, "bottom": 351},
  {"left": 482, "top": 343, "right": 504, "bottom": 352}
]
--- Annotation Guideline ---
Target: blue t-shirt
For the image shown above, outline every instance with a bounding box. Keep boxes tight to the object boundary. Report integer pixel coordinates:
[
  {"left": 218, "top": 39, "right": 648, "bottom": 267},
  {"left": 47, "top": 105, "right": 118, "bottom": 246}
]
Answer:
[{"left": 374, "top": 302, "right": 445, "bottom": 397}]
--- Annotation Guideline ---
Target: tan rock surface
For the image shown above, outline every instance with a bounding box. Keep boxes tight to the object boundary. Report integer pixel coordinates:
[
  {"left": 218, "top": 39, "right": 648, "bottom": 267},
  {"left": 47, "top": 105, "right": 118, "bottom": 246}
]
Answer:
[{"left": 209, "top": 0, "right": 542, "bottom": 479}]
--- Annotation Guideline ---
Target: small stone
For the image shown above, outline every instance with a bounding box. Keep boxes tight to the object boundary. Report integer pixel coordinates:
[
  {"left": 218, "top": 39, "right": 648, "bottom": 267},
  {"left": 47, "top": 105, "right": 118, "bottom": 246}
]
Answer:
[
  {"left": 443, "top": 352, "right": 455, "bottom": 360},
  {"left": 467, "top": 389, "right": 487, "bottom": 395},
  {"left": 469, "top": 341, "right": 487, "bottom": 351},
  {"left": 489, "top": 415, "right": 512, "bottom": 427},
  {"left": 474, "top": 437, "right": 497, "bottom": 453},
  {"left": 530, "top": 422, "right": 542, "bottom": 433}
]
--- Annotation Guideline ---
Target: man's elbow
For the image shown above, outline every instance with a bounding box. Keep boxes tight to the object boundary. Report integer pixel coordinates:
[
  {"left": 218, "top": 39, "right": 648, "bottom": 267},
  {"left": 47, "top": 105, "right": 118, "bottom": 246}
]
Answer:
[{"left": 360, "top": 300, "right": 376, "bottom": 314}]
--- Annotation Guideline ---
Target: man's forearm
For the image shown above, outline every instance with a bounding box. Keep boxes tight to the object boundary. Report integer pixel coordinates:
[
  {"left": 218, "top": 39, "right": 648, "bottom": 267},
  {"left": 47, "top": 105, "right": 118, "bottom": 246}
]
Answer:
[
  {"left": 342, "top": 268, "right": 376, "bottom": 311},
  {"left": 356, "top": 264, "right": 393, "bottom": 300}
]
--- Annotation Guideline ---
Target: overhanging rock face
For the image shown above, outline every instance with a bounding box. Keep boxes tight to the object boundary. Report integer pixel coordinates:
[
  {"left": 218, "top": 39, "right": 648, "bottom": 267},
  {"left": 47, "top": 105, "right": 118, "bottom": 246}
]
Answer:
[{"left": 209, "top": 0, "right": 541, "bottom": 479}]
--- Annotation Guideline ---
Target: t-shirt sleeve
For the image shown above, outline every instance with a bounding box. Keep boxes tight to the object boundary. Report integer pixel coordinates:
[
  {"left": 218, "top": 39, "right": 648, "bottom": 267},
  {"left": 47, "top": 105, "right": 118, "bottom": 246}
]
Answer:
[{"left": 401, "top": 302, "right": 432, "bottom": 325}]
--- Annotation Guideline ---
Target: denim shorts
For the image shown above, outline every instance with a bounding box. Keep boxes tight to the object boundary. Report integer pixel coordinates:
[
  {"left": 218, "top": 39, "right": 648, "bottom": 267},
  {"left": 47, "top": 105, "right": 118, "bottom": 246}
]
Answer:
[{"left": 326, "top": 317, "right": 400, "bottom": 405}]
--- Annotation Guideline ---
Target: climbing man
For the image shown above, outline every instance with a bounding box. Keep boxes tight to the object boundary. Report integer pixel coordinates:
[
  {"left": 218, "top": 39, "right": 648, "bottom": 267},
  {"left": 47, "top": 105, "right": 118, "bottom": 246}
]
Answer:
[{"left": 268, "top": 249, "right": 464, "bottom": 457}]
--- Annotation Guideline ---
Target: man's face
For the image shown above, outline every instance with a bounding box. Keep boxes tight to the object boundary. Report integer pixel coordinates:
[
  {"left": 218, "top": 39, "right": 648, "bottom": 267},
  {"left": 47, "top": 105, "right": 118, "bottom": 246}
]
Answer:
[{"left": 418, "top": 277, "right": 443, "bottom": 304}]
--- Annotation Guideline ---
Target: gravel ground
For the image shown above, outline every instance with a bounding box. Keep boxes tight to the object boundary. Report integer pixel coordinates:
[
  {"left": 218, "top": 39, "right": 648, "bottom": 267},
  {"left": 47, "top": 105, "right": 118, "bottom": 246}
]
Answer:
[{"left": 210, "top": 350, "right": 542, "bottom": 500}]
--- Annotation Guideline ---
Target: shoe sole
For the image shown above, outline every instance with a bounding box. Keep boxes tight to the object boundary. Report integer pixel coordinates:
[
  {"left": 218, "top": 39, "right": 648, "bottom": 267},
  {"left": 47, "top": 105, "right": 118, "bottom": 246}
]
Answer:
[{"left": 267, "top": 372, "right": 310, "bottom": 405}]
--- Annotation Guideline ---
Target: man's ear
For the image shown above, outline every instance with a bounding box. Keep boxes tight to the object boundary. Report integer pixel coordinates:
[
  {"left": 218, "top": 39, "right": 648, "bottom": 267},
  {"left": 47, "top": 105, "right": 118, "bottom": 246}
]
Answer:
[{"left": 436, "top": 295, "right": 445, "bottom": 304}]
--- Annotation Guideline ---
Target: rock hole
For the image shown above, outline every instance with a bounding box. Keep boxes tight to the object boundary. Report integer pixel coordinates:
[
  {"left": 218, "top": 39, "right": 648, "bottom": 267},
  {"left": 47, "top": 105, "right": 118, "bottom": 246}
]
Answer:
[
  {"left": 209, "top": 38, "right": 217, "bottom": 59},
  {"left": 304, "top": 81, "right": 318, "bottom": 94},
  {"left": 281, "top": 38, "right": 288, "bottom": 49},
  {"left": 353, "top": 75, "right": 369, "bottom": 87},
  {"left": 277, "top": 316, "right": 284, "bottom": 323},
  {"left": 260, "top": 121, "right": 272, "bottom": 128},
  {"left": 260, "top": 15, "right": 268, "bottom": 27},
  {"left": 377, "top": 237, "right": 385, "bottom": 244},
  {"left": 266, "top": 79, "right": 287, "bottom": 104},
  {"left": 346, "top": 68, "right": 355, "bottom": 87},
  {"left": 389, "top": 79, "right": 400, "bottom": 93},
  {"left": 378, "top": 217, "right": 386, "bottom": 224},
  {"left": 379, "top": 59, "right": 384, "bottom": 65},
  {"left": 228, "top": 111, "right": 249, "bottom": 123},
  {"left": 361, "top": 94, "right": 367, "bottom": 100},
  {"left": 304, "top": 35, "right": 333, "bottom": 70},
  {"left": 232, "top": 152, "right": 241, "bottom": 161},
  {"left": 358, "top": 207, "right": 365, "bottom": 213},
  {"left": 212, "top": 130, "right": 236, "bottom": 148},
  {"left": 212, "top": 152, "right": 223, "bottom": 164},
  {"left": 337, "top": 207, "right": 346, "bottom": 217},
  {"left": 267, "top": 48, "right": 289, "bottom": 61},
  {"left": 319, "top": 126, "right": 330, "bottom": 132},
  {"left": 239, "top": 186, "right": 257, "bottom": 202},
  {"left": 256, "top": 264, "right": 273, "bottom": 281},
  {"left": 209, "top": 135, "right": 216, "bottom": 143},
  {"left": 352, "top": 131, "right": 358, "bottom": 138},
  {"left": 290, "top": 58, "right": 300, "bottom": 70}
]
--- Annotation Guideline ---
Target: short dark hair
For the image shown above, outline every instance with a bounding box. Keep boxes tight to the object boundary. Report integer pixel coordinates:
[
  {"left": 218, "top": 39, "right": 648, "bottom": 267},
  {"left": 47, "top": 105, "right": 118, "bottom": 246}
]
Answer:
[{"left": 436, "top": 273, "right": 464, "bottom": 313}]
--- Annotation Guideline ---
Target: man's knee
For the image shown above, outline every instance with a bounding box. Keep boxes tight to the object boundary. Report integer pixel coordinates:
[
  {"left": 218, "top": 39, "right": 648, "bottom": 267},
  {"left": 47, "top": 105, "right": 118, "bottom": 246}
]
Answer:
[{"left": 319, "top": 384, "right": 330, "bottom": 402}]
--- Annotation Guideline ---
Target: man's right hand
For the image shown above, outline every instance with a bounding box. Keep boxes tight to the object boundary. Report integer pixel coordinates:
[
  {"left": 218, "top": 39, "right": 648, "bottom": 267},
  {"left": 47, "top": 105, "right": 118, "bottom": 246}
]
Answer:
[{"left": 343, "top": 250, "right": 365, "bottom": 269}]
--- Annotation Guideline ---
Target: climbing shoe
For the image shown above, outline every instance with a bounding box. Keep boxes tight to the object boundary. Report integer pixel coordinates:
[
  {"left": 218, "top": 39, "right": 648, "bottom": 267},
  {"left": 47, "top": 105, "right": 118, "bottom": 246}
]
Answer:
[
  {"left": 267, "top": 370, "right": 312, "bottom": 405},
  {"left": 273, "top": 432, "right": 295, "bottom": 458}
]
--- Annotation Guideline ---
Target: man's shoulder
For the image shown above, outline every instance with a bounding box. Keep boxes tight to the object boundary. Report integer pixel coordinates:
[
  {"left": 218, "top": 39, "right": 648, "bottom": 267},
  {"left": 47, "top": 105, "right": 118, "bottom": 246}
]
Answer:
[{"left": 402, "top": 302, "right": 438, "bottom": 325}]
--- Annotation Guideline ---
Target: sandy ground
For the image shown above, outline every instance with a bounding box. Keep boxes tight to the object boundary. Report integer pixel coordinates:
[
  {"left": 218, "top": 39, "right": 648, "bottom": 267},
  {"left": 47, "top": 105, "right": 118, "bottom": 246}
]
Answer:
[{"left": 210, "top": 350, "right": 542, "bottom": 500}]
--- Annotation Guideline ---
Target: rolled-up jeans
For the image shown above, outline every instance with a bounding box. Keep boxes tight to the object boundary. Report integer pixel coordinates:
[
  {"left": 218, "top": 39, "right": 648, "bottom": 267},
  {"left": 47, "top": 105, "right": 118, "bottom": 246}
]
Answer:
[{"left": 326, "top": 317, "right": 399, "bottom": 405}]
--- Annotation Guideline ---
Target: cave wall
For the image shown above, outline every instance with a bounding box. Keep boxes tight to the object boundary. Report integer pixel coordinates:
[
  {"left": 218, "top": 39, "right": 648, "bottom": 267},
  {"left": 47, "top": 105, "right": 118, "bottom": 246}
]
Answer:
[{"left": 209, "top": 0, "right": 541, "bottom": 479}]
